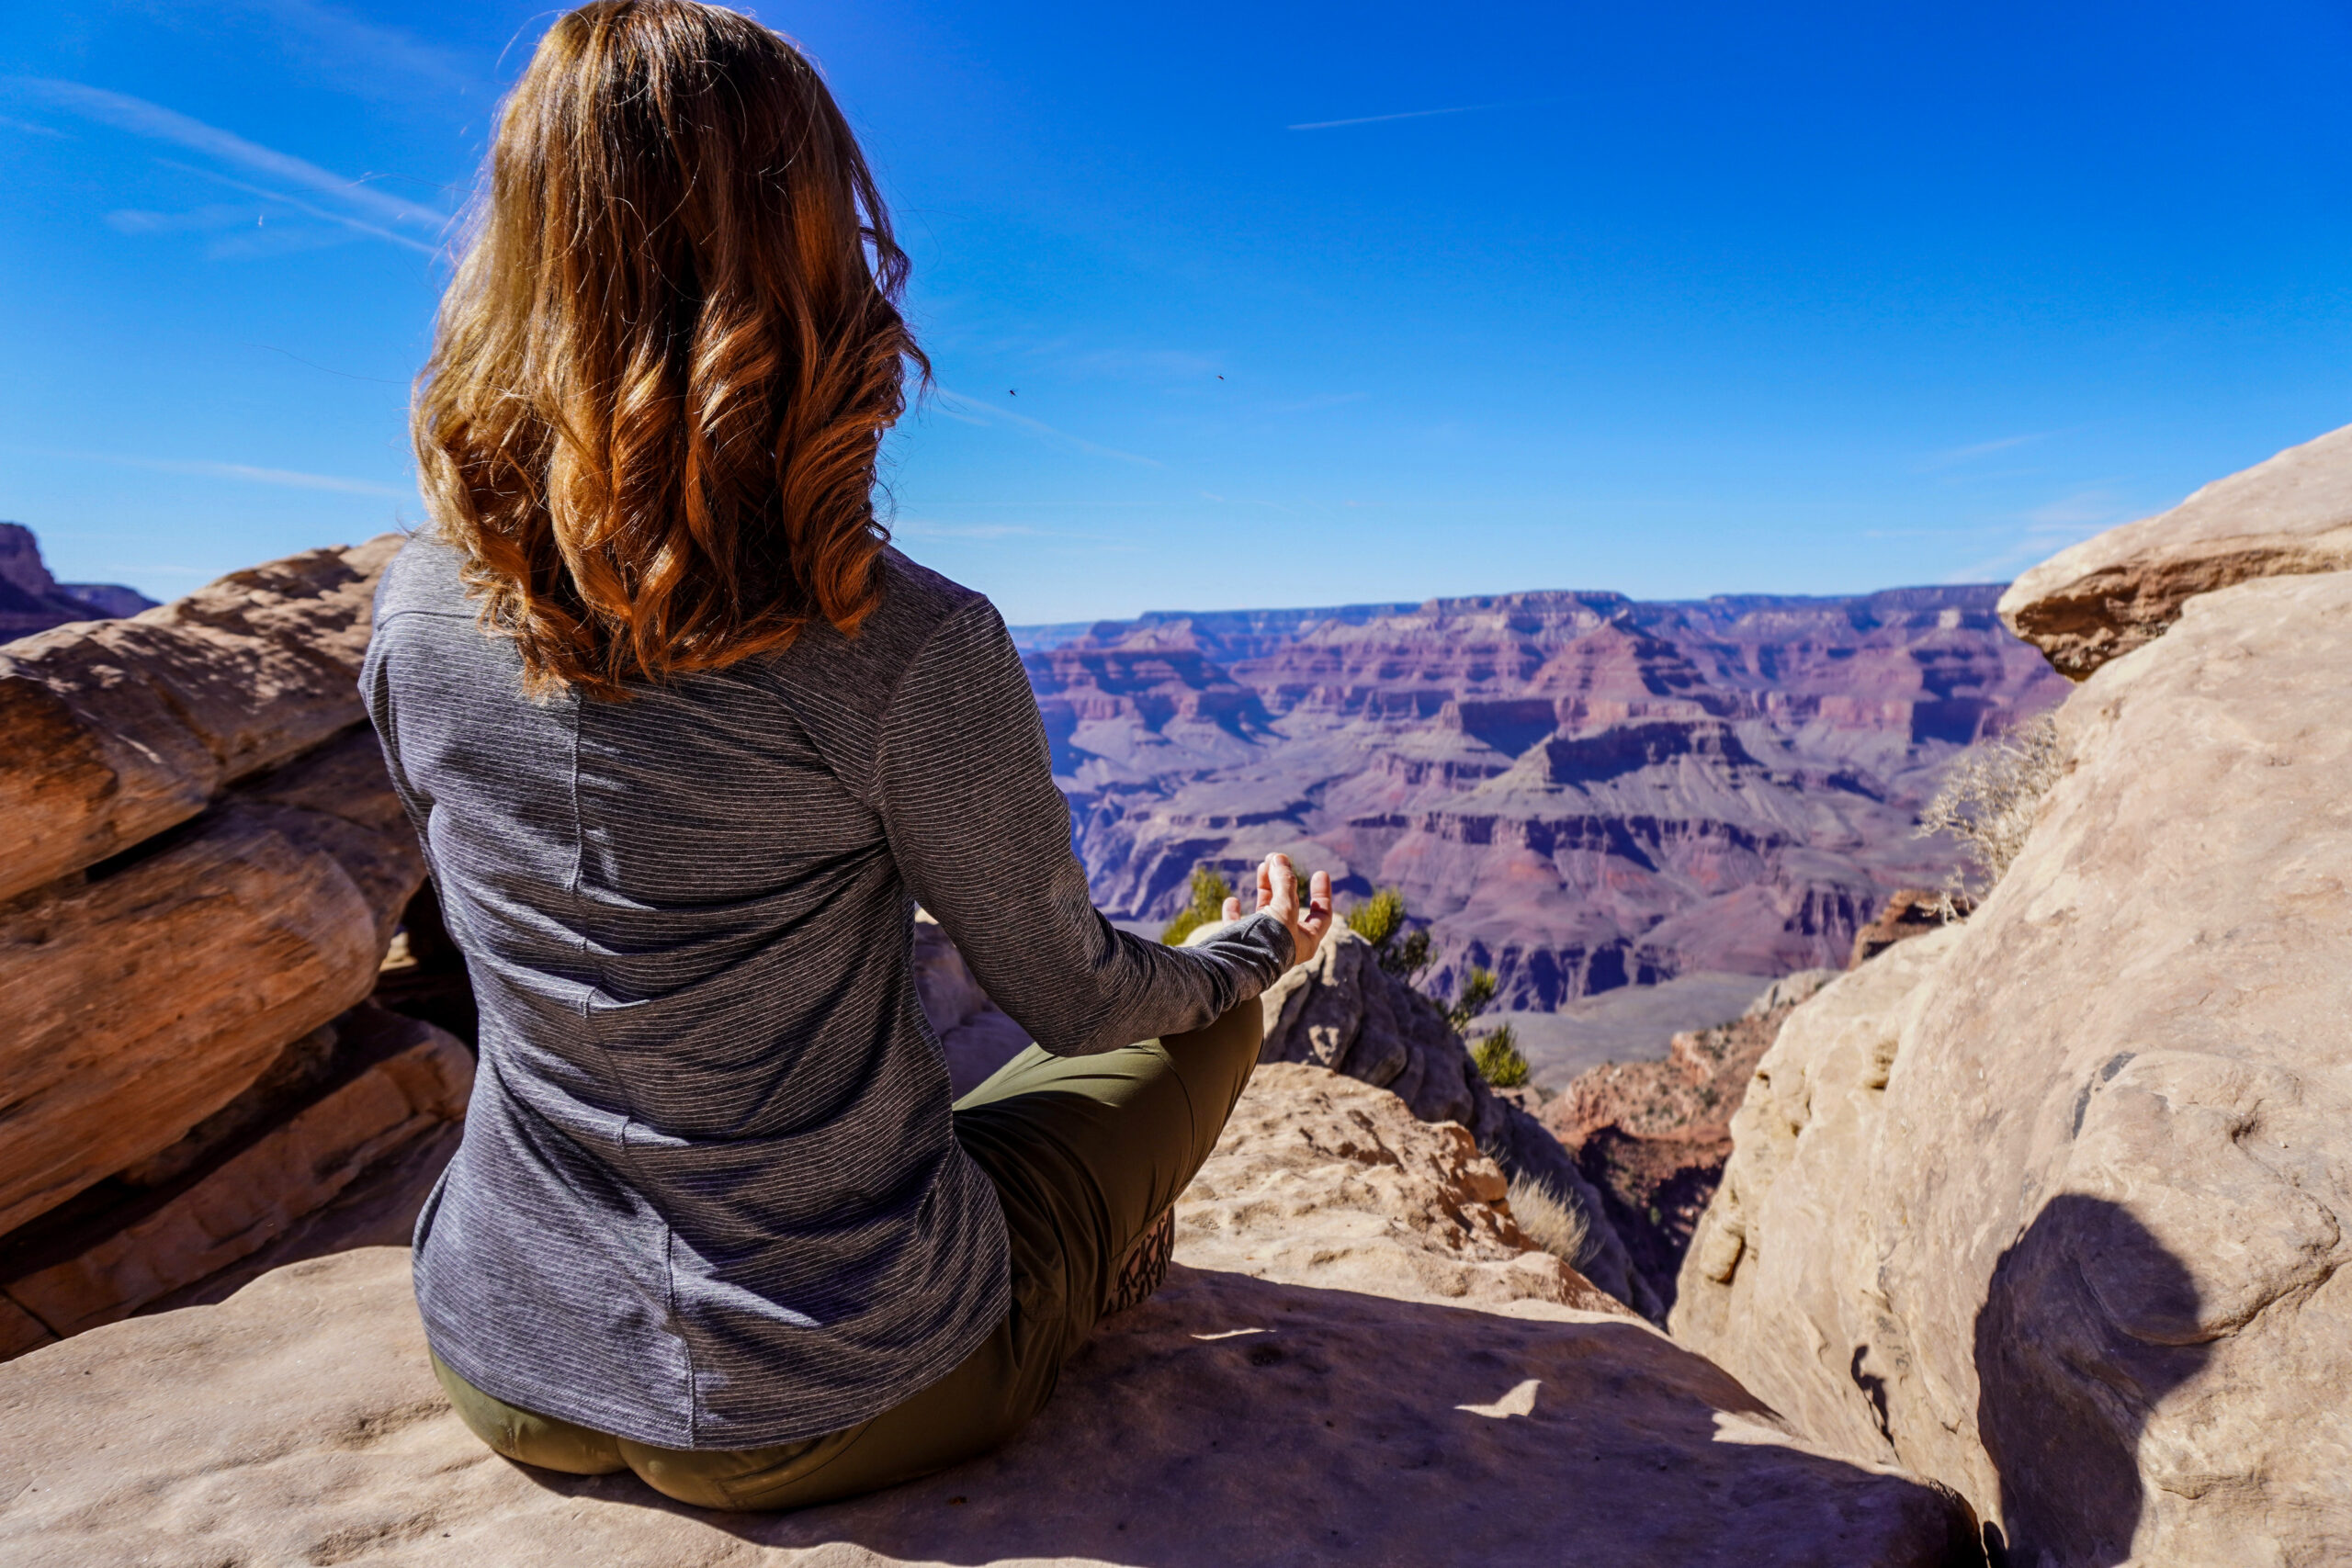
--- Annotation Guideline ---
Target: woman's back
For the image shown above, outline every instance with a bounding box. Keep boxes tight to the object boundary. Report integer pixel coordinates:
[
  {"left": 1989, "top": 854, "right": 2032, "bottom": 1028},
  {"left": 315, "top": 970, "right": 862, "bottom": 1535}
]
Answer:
[{"left": 370, "top": 539, "right": 1023, "bottom": 1448}]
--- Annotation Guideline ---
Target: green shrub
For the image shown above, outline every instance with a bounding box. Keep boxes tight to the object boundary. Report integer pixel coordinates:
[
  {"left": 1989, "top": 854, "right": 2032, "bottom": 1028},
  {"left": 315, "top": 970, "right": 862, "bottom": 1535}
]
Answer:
[
  {"left": 1344, "top": 886, "right": 1406, "bottom": 948},
  {"left": 1159, "top": 865, "right": 1232, "bottom": 946},
  {"left": 1446, "top": 966, "right": 1498, "bottom": 1032},
  {"left": 1471, "top": 1023, "right": 1530, "bottom": 1089}
]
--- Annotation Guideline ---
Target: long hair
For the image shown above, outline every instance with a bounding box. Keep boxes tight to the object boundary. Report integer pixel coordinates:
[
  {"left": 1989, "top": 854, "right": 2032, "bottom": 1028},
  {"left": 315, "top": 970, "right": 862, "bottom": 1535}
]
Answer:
[{"left": 413, "top": 0, "right": 925, "bottom": 698}]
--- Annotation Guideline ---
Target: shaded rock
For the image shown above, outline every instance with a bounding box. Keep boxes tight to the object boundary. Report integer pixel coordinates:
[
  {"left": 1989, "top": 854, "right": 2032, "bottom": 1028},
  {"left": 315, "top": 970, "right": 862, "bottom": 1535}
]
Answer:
[
  {"left": 0, "top": 729, "right": 425, "bottom": 1235},
  {"left": 1539, "top": 968, "right": 1835, "bottom": 1309},
  {"left": 0, "top": 1006, "right": 469, "bottom": 1347},
  {"left": 1847, "top": 887, "right": 1950, "bottom": 967},
  {"left": 0, "top": 1062, "right": 1981, "bottom": 1567},
  {"left": 1675, "top": 570, "right": 2352, "bottom": 1563},
  {"left": 911, "top": 907, "right": 1036, "bottom": 1096},
  {"left": 1249, "top": 926, "right": 1657, "bottom": 1316},
  {"left": 1998, "top": 421, "right": 2352, "bottom": 677},
  {"left": 0, "top": 533, "right": 400, "bottom": 900}
]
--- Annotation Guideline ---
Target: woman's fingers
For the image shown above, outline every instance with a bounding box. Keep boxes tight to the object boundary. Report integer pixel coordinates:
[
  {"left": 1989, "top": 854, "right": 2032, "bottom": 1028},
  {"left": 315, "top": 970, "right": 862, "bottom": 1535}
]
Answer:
[
  {"left": 1304, "top": 869, "right": 1334, "bottom": 934},
  {"left": 1263, "top": 853, "right": 1298, "bottom": 921},
  {"left": 1221, "top": 896, "right": 1243, "bottom": 921}
]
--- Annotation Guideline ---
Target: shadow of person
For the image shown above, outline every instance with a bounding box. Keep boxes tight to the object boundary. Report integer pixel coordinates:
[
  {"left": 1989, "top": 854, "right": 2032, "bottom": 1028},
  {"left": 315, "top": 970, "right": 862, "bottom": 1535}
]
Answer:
[
  {"left": 1973, "top": 1194, "right": 2211, "bottom": 1567},
  {"left": 499, "top": 1263, "right": 1983, "bottom": 1567}
]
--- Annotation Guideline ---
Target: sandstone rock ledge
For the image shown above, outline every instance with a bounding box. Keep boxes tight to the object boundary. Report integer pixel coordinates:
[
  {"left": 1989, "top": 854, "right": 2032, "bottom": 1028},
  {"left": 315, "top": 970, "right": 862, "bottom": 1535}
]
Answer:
[
  {"left": 1675, "top": 570, "right": 2352, "bottom": 1564},
  {"left": 0, "top": 1063, "right": 1976, "bottom": 1567}
]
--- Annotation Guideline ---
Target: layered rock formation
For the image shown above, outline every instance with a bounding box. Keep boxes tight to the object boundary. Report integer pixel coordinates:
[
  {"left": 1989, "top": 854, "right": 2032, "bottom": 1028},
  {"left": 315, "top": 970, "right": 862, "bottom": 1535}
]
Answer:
[
  {"left": 1018, "top": 586, "right": 2064, "bottom": 1021},
  {"left": 0, "top": 536, "right": 459, "bottom": 1356},
  {"left": 1675, "top": 427, "right": 2352, "bottom": 1564},
  {"left": 0, "top": 1059, "right": 1981, "bottom": 1567},
  {"left": 0, "top": 522, "right": 155, "bottom": 640}
]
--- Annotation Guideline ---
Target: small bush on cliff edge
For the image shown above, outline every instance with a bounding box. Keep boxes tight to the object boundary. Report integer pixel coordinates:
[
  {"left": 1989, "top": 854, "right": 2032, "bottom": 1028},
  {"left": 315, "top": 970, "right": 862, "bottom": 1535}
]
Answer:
[
  {"left": 1917, "top": 712, "right": 2064, "bottom": 919},
  {"left": 1472, "top": 1024, "right": 1531, "bottom": 1089},
  {"left": 1160, "top": 866, "right": 1232, "bottom": 945},
  {"left": 1345, "top": 887, "right": 1430, "bottom": 981}
]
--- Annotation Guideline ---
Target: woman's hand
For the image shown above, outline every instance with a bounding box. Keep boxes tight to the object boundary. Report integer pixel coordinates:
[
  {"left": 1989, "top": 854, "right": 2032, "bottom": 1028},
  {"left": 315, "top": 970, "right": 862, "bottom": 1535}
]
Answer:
[{"left": 1221, "top": 852, "right": 1334, "bottom": 971}]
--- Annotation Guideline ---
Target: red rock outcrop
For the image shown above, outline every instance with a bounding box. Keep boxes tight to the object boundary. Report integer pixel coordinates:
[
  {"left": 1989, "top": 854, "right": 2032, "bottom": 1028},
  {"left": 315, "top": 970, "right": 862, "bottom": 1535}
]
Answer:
[
  {"left": 1538, "top": 968, "right": 1837, "bottom": 1307},
  {"left": 0, "top": 522, "right": 156, "bottom": 639}
]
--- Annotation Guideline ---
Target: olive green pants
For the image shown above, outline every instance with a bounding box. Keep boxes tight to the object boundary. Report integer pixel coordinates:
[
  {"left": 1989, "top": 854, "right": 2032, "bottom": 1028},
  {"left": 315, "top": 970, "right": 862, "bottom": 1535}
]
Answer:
[{"left": 432, "top": 1000, "right": 1263, "bottom": 1511}]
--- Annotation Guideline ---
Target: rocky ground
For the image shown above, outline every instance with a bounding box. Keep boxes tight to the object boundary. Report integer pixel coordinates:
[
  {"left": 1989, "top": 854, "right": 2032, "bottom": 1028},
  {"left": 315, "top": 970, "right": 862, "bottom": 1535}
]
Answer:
[{"left": 0, "top": 1060, "right": 1979, "bottom": 1568}]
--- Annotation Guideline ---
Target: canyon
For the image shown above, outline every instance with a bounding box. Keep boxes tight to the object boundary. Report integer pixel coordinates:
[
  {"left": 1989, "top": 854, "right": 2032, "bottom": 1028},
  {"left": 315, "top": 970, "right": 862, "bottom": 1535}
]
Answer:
[
  {"left": 6, "top": 420, "right": 2351, "bottom": 1564},
  {"left": 1014, "top": 581, "right": 2064, "bottom": 1083}
]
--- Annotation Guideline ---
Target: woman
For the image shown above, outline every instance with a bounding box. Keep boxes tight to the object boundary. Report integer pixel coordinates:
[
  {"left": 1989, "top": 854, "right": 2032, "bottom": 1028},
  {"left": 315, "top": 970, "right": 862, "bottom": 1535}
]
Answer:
[{"left": 368, "top": 0, "right": 1332, "bottom": 1512}]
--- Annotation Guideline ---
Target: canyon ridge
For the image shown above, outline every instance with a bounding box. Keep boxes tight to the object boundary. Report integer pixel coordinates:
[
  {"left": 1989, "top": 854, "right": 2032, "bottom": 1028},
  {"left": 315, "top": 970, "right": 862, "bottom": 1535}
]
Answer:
[{"left": 1015, "top": 581, "right": 2064, "bottom": 1078}]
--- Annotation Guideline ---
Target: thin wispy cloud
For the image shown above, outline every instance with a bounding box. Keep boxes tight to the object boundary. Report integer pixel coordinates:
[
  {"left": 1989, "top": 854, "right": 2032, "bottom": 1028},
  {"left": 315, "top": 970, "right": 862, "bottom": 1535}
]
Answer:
[
  {"left": 155, "top": 158, "right": 438, "bottom": 255},
  {"left": 1288, "top": 100, "right": 1522, "bottom": 131},
  {"left": 1944, "top": 486, "right": 2143, "bottom": 581},
  {"left": 930, "top": 389, "right": 1164, "bottom": 468},
  {"left": 7, "top": 78, "right": 451, "bottom": 244},
  {"left": 1919, "top": 431, "right": 2055, "bottom": 470},
  {"left": 34, "top": 448, "right": 406, "bottom": 497}
]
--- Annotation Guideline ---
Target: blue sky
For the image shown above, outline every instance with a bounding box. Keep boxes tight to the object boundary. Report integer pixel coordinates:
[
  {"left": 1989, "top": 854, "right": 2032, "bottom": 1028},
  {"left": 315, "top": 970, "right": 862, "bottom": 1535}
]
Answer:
[{"left": 4, "top": 1, "right": 2349, "bottom": 623}]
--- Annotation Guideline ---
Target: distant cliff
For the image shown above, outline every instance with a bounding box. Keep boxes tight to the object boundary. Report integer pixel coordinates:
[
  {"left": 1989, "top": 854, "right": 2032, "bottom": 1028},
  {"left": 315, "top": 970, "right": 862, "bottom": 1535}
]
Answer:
[
  {"left": 0, "top": 524, "right": 156, "bottom": 639},
  {"left": 1014, "top": 584, "right": 2064, "bottom": 1011}
]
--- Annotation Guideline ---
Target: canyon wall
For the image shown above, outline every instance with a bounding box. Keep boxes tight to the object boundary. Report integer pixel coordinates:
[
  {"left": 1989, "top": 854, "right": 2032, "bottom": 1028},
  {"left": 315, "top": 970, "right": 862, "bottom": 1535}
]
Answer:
[
  {"left": 1016, "top": 584, "right": 2064, "bottom": 1017},
  {"left": 1675, "top": 425, "right": 2352, "bottom": 1566}
]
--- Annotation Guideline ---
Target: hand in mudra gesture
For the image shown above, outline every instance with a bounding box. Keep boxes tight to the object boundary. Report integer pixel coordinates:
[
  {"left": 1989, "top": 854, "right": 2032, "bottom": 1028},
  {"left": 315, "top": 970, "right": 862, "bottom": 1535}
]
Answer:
[{"left": 1221, "top": 852, "right": 1334, "bottom": 971}]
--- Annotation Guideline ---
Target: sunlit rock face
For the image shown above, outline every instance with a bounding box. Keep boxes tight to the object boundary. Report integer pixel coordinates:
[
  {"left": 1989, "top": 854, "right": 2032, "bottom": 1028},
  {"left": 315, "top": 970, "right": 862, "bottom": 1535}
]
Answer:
[
  {"left": 1018, "top": 584, "right": 2064, "bottom": 1010},
  {"left": 1675, "top": 563, "right": 2352, "bottom": 1563}
]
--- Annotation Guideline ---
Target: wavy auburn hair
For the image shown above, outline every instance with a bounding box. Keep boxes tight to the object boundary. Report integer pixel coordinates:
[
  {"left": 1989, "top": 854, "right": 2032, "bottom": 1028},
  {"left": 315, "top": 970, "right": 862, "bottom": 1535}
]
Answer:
[{"left": 413, "top": 0, "right": 925, "bottom": 697}]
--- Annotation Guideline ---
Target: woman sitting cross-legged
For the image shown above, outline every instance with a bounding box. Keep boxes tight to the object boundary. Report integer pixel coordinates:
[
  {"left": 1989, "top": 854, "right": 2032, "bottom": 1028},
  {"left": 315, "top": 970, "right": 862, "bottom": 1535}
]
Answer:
[{"left": 368, "top": 0, "right": 1334, "bottom": 1513}]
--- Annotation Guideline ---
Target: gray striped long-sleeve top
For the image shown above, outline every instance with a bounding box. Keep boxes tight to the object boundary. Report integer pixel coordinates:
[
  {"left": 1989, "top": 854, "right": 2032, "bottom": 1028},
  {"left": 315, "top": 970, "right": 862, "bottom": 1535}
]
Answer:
[{"left": 361, "top": 537, "right": 1290, "bottom": 1450}]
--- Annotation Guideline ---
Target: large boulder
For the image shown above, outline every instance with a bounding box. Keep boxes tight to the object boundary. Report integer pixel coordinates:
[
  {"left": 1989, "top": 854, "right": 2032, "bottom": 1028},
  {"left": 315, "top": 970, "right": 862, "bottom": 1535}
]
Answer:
[
  {"left": 0, "top": 534, "right": 400, "bottom": 901},
  {"left": 0, "top": 1061, "right": 1980, "bottom": 1567},
  {"left": 0, "top": 1006, "right": 469, "bottom": 1354},
  {"left": 1675, "top": 570, "right": 2352, "bottom": 1564},
  {"left": 0, "top": 728, "right": 425, "bottom": 1236},
  {"left": 1998, "top": 423, "right": 2352, "bottom": 678}
]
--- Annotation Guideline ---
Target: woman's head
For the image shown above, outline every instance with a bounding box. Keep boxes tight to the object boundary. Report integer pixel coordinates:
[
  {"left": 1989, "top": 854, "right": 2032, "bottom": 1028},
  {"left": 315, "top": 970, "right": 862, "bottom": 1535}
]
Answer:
[{"left": 414, "top": 0, "right": 922, "bottom": 697}]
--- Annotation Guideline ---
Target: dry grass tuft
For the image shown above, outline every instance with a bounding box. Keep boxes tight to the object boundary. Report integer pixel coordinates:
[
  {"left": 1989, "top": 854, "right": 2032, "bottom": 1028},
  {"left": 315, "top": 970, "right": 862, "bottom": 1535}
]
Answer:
[
  {"left": 1917, "top": 712, "right": 2064, "bottom": 918},
  {"left": 1508, "top": 1174, "right": 1592, "bottom": 1269}
]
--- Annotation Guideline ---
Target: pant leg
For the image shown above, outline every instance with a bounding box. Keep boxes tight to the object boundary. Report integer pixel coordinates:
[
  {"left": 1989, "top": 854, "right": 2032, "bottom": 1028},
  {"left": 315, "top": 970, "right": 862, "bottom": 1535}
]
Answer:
[
  {"left": 433, "top": 1000, "right": 1265, "bottom": 1512},
  {"left": 628, "top": 998, "right": 1267, "bottom": 1511}
]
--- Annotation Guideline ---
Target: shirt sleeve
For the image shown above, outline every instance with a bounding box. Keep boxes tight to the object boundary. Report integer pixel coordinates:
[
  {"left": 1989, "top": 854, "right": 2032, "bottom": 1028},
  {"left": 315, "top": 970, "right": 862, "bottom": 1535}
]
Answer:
[{"left": 873, "top": 597, "right": 1292, "bottom": 1056}]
